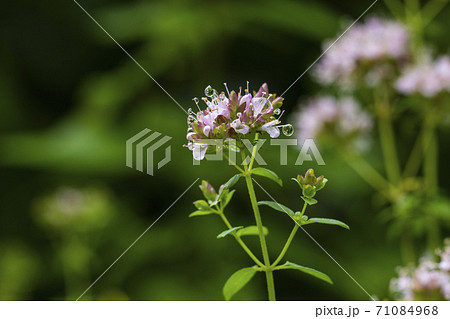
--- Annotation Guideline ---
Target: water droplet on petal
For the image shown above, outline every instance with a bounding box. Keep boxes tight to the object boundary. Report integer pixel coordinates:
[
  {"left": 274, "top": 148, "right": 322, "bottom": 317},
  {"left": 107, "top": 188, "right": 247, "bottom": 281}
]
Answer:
[
  {"left": 282, "top": 124, "right": 294, "bottom": 136},
  {"left": 273, "top": 109, "right": 281, "bottom": 115},
  {"left": 204, "top": 85, "right": 214, "bottom": 97},
  {"left": 187, "top": 115, "right": 196, "bottom": 125}
]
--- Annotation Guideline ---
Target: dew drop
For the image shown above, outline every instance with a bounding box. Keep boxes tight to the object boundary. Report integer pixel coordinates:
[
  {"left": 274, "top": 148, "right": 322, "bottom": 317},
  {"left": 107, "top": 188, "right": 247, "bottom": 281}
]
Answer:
[
  {"left": 187, "top": 115, "right": 196, "bottom": 125},
  {"left": 282, "top": 124, "right": 294, "bottom": 136},
  {"left": 204, "top": 85, "right": 214, "bottom": 97},
  {"left": 273, "top": 109, "right": 281, "bottom": 115}
]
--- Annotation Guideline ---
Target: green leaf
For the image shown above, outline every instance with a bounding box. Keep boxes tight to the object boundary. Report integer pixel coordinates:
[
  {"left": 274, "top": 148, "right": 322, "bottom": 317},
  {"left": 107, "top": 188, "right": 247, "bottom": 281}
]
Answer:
[
  {"left": 223, "top": 174, "right": 241, "bottom": 190},
  {"left": 223, "top": 267, "right": 258, "bottom": 301},
  {"left": 236, "top": 225, "right": 269, "bottom": 237},
  {"left": 193, "top": 200, "right": 212, "bottom": 211},
  {"left": 306, "top": 218, "right": 350, "bottom": 230},
  {"left": 276, "top": 261, "right": 332, "bottom": 284},
  {"left": 189, "top": 210, "right": 217, "bottom": 217},
  {"left": 221, "top": 190, "right": 235, "bottom": 209},
  {"left": 217, "top": 226, "right": 244, "bottom": 238},
  {"left": 251, "top": 168, "right": 283, "bottom": 186},
  {"left": 301, "top": 196, "right": 318, "bottom": 205},
  {"left": 216, "top": 189, "right": 227, "bottom": 204},
  {"left": 258, "top": 201, "right": 294, "bottom": 216},
  {"left": 227, "top": 144, "right": 241, "bottom": 153},
  {"left": 291, "top": 177, "right": 302, "bottom": 188}
]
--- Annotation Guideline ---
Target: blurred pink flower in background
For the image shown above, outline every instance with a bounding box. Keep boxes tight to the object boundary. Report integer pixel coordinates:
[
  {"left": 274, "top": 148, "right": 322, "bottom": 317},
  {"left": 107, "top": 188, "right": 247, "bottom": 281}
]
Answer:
[
  {"left": 396, "top": 55, "right": 450, "bottom": 97},
  {"left": 315, "top": 17, "right": 410, "bottom": 87},
  {"left": 391, "top": 240, "right": 450, "bottom": 300},
  {"left": 295, "top": 96, "right": 373, "bottom": 151}
]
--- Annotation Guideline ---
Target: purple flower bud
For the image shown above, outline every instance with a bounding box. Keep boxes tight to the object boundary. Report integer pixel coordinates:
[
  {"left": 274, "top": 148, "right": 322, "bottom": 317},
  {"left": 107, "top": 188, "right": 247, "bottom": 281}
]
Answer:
[{"left": 199, "top": 180, "right": 217, "bottom": 203}]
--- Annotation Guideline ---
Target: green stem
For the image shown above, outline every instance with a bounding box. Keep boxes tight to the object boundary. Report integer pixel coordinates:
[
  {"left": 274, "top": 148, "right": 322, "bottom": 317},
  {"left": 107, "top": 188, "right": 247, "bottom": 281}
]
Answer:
[
  {"left": 401, "top": 231, "right": 416, "bottom": 265},
  {"left": 271, "top": 202, "right": 307, "bottom": 267},
  {"left": 376, "top": 99, "right": 401, "bottom": 185},
  {"left": 59, "top": 236, "right": 90, "bottom": 300},
  {"left": 241, "top": 140, "right": 275, "bottom": 300},
  {"left": 248, "top": 133, "right": 260, "bottom": 171},
  {"left": 383, "top": 0, "right": 406, "bottom": 20},
  {"left": 272, "top": 225, "right": 299, "bottom": 268},
  {"left": 403, "top": 110, "right": 439, "bottom": 186},
  {"left": 244, "top": 174, "right": 275, "bottom": 300},
  {"left": 340, "top": 150, "right": 395, "bottom": 201},
  {"left": 403, "top": 127, "right": 425, "bottom": 178},
  {"left": 422, "top": 0, "right": 449, "bottom": 26},
  {"left": 424, "top": 126, "right": 438, "bottom": 194},
  {"left": 223, "top": 152, "right": 245, "bottom": 173},
  {"left": 427, "top": 217, "right": 441, "bottom": 252},
  {"left": 218, "top": 211, "right": 265, "bottom": 268}
]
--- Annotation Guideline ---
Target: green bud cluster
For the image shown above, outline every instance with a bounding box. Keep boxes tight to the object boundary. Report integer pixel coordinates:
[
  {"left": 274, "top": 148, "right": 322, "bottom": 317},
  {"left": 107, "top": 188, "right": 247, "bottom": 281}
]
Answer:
[{"left": 292, "top": 169, "right": 328, "bottom": 199}]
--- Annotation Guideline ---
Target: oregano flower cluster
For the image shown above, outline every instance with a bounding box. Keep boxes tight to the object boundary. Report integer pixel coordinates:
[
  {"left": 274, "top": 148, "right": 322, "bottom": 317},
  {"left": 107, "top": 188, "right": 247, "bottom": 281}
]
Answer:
[{"left": 185, "top": 83, "right": 293, "bottom": 160}]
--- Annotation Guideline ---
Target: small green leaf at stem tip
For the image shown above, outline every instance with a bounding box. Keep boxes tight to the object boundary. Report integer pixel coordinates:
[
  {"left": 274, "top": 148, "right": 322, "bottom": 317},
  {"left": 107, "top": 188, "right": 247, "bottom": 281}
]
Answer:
[
  {"left": 301, "top": 196, "right": 318, "bottom": 205},
  {"left": 275, "top": 261, "right": 333, "bottom": 284},
  {"left": 258, "top": 201, "right": 294, "bottom": 216},
  {"left": 221, "top": 190, "right": 235, "bottom": 210},
  {"left": 236, "top": 225, "right": 269, "bottom": 237},
  {"left": 227, "top": 144, "right": 241, "bottom": 153},
  {"left": 291, "top": 177, "right": 301, "bottom": 187},
  {"left": 189, "top": 210, "right": 217, "bottom": 217},
  {"left": 251, "top": 168, "right": 283, "bottom": 186},
  {"left": 217, "top": 226, "right": 244, "bottom": 238},
  {"left": 193, "top": 200, "right": 212, "bottom": 211},
  {"left": 223, "top": 174, "right": 241, "bottom": 190},
  {"left": 306, "top": 218, "right": 350, "bottom": 230},
  {"left": 223, "top": 266, "right": 258, "bottom": 301}
]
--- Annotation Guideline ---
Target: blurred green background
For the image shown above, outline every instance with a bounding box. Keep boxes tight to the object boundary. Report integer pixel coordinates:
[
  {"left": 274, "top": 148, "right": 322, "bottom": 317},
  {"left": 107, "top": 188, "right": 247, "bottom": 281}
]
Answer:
[{"left": 1, "top": 0, "right": 449, "bottom": 300}]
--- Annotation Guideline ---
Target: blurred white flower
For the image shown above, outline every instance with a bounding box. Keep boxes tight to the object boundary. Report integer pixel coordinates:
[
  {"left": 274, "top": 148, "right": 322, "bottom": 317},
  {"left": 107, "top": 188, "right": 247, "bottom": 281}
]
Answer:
[
  {"left": 295, "top": 96, "right": 373, "bottom": 151},
  {"left": 315, "top": 17, "right": 409, "bottom": 87},
  {"left": 390, "top": 240, "right": 450, "bottom": 300},
  {"left": 396, "top": 55, "right": 450, "bottom": 97},
  {"left": 33, "top": 186, "right": 113, "bottom": 231}
]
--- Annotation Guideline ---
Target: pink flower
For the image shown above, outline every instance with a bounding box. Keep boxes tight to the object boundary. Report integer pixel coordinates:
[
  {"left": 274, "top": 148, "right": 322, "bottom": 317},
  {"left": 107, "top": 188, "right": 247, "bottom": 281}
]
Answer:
[
  {"left": 315, "top": 17, "right": 409, "bottom": 87},
  {"left": 396, "top": 55, "right": 450, "bottom": 97},
  {"left": 390, "top": 240, "right": 450, "bottom": 300},
  {"left": 295, "top": 96, "right": 372, "bottom": 151},
  {"left": 185, "top": 83, "right": 290, "bottom": 160}
]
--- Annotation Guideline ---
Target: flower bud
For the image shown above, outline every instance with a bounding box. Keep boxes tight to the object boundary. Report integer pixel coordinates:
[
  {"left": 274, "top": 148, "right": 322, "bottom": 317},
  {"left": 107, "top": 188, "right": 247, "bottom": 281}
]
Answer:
[
  {"left": 315, "top": 176, "right": 328, "bottom": 191},
  {"left": 271, "top": 97, "right": 284, "bottom": 109},
  {"left": 199, "top": 180, "right": 217, "bottom": 203},
  {"left": 294, "top": 169, "right": 328, "bottom": 199},
  {"left": 295, "top": 174, "right": 306, "bottom": 188},
  {"left": 228, "top": 91, "right": 239, "bottom": 110},
  {"left": 304, "top": 169, "right": 317, "bottom": 185},
  {"left": 302, "top": 184, "right": 317, "bottom": 198}
]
